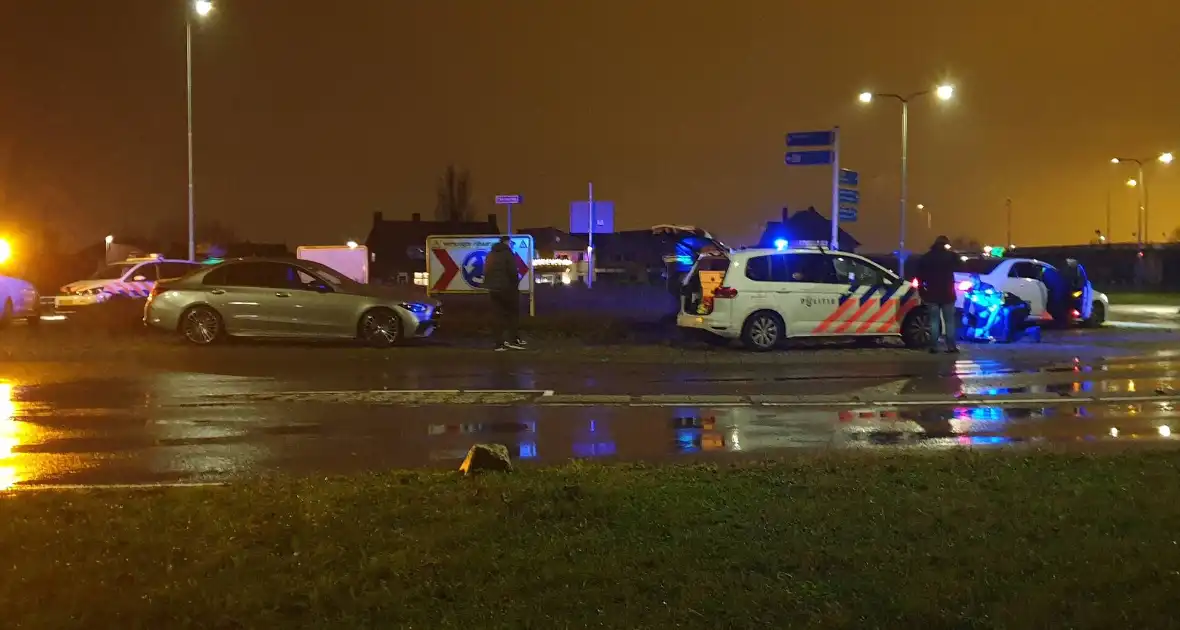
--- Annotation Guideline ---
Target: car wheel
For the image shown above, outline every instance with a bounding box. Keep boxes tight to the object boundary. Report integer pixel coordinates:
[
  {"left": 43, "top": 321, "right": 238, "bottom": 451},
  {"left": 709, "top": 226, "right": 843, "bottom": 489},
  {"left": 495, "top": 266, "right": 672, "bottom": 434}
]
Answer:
[
  {"left": 740, "top": 311, "right": 783, "bottom": 352},
  {"left": 901, "top": 309, "right": 932, "bottom": 349},
  {"left": 358, "top": 308, "right": 402, "bottom": 348},
  {"left": 180, "top": 306, "right": 224, "bottom": 345},
  {"left": 0, "top": 300, "right": 12, "bottom": 329},
  {"left": 1084, "top": 302, "right": 1105, "bottom": 328}
]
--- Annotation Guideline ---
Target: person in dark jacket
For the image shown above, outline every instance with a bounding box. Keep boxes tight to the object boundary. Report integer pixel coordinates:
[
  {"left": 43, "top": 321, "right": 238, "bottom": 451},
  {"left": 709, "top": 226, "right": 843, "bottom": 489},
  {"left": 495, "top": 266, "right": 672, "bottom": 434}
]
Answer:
[
  {"left": 915, "top": 235, "right": 961, "bottom": 353},
  {"left": 484, "top": 236, "right": 526, "bottom": 351}
]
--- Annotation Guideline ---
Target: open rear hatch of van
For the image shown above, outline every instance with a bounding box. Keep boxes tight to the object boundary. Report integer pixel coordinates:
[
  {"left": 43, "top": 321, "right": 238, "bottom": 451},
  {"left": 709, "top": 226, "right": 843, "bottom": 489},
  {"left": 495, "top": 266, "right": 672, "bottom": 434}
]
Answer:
[{"left": 650, "top": 225, "right": 730, "bottom": 314}]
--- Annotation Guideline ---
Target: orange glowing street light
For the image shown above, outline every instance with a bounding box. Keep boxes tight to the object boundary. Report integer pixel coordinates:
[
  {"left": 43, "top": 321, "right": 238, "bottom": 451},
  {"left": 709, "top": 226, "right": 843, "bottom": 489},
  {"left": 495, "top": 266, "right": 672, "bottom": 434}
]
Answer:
[
  {"left": 857, "top": 84, "right": 955, "bottom": 275},
  {"left": 1110, "top": 151, "right": 1173, "bottom": 247}
]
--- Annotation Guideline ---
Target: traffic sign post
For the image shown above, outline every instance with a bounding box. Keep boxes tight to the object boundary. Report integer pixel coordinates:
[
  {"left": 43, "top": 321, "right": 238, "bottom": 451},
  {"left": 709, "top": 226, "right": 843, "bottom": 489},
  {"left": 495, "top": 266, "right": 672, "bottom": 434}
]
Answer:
[
  {"left": 838, "top": 167, "right": 859, "bottom": 225},
  {"left": 785, "top": 128, "right": 847, "bottom": 246},
  {"left": 425, "top": 234, "right": 536, "bottom": 315},
  {"left": 494, "top": 194, "right": 523, "bottom": 234}
]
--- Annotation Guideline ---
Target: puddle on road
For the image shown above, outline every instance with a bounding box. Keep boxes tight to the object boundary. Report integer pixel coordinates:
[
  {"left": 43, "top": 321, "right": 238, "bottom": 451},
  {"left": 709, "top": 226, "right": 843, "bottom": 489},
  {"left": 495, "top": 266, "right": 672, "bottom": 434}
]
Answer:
[{"left": 6, "top": 375, "right": 1180, "bottom": 488}]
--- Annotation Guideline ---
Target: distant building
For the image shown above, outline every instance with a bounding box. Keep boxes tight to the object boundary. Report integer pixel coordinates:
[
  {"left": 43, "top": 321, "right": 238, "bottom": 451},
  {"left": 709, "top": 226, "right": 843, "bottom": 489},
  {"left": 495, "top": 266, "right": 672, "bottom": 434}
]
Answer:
[
  {"left": 758, "top": 206, "right": 860, "bottom": 251},
  {"left": 365, "top": 211, "right": 499, "bottom": 284}
]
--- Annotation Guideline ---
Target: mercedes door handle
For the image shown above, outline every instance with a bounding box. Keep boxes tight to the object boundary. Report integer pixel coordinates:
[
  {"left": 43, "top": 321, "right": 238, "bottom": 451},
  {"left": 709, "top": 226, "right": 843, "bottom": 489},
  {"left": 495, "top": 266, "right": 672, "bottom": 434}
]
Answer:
[
  {"left": 209, "top": 289, "right": 226, "bottom": 295},
  {"left": 275, "top": 292, "right": 291, "bottom": 298}
]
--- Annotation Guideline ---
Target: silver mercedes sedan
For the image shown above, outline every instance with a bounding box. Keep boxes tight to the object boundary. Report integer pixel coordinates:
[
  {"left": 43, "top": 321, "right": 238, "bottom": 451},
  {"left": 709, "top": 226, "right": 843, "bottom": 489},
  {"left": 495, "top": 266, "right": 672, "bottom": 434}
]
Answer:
[{"left": 144, "top": 257, "right": 441, "bottom": 347}]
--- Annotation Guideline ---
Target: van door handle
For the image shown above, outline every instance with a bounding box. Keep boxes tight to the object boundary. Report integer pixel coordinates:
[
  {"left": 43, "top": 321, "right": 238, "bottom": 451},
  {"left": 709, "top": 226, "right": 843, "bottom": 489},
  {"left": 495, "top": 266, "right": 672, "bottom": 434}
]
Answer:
[
  {"left": 209, "top": 289, "right": 225, "bottom": 295},
  {"left": 275, "top": 292, "right": 291, "bottom": 298}
]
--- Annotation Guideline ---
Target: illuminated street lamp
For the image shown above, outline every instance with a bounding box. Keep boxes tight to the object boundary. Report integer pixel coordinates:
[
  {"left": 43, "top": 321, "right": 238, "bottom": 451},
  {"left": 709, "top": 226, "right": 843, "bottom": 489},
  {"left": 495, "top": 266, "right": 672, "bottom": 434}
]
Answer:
[
  {"left": 1110, "top": 152, "right": 1172, "bottom": 247},
  {"left": 858, "top": 83, "right": 955, "bottom": 275},
  {"left": 186, "top": 0, "right": 214, "bottom": 261}
]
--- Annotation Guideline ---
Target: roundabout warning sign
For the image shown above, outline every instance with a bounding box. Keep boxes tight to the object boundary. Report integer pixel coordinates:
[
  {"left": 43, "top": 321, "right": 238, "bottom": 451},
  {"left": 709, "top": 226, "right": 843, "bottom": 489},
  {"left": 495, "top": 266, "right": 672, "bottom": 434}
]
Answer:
[{"left": 426, "top": 234, "right": 534, "bottom": 295}]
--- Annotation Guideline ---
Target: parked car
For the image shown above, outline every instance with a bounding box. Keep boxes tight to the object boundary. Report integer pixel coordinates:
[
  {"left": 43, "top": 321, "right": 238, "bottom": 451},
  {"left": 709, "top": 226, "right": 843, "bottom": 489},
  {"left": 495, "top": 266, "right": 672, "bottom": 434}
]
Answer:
[
  {"left": 0, "top": 274, "right": 39, "bottom": 326},
  {"left": 953, "top": 257, "right": 1108, "bottom": 327},
  {"left": 56, "top": 255, "right": 203, "bottom": 309},
  {"left": 677, "top": 245, "right": 929, "bottom": 351},
  {"left": 144, "top": 257, "right": 441, "bottom": 347}
]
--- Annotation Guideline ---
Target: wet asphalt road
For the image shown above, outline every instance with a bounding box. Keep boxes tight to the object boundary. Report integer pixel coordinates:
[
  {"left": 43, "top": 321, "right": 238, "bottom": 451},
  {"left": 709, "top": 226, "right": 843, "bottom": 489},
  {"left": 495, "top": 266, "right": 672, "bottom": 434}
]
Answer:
[{"left": 5, "top": 319, "right": 1180, "bottom": 488}]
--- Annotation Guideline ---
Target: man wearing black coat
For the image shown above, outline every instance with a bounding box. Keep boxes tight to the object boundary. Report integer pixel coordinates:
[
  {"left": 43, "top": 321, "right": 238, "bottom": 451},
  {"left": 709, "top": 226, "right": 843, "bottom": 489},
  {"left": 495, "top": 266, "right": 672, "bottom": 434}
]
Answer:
[
  {"left": 915, "top": 235, "right": 961, "bottom": 353},
  {"left": 484, "top": 236, "right": 526, "bottom": 351}
]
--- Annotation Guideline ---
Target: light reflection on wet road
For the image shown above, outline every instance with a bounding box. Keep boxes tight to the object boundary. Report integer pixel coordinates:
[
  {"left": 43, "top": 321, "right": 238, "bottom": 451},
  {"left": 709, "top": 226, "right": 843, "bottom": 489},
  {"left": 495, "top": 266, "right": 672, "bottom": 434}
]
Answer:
[
  {"left": 4, "top": 373, "right": 1180, "bottom": 488},
  {"left": 5, "top": 322, "right": 1180, "bottom": 487}
]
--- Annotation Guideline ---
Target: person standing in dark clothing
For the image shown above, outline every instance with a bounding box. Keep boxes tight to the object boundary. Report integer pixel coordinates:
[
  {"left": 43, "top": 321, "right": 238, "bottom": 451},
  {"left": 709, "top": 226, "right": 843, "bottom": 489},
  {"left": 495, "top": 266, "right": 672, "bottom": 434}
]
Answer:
[
  {"left": 484, "top": 236, "right": 526, "bottom": 351},
  {"left": 915, "top": 235, "right": 962, "bottom": 353}
]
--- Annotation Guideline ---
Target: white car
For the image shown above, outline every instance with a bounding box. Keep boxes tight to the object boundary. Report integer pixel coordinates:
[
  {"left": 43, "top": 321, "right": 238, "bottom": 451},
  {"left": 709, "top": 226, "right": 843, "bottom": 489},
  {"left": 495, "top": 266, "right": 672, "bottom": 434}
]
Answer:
[
  {"left": 677, "top": 246, "right": 929, "bottom": 351},
  {"left": 56, "top": 256, "right": 203, "bottom": 309},
  {"left": 0, "top": 274, "right": 39, "bottom": 326},
  {"left": 953, "top": 257, "right": 1108, "bottom": 327}
]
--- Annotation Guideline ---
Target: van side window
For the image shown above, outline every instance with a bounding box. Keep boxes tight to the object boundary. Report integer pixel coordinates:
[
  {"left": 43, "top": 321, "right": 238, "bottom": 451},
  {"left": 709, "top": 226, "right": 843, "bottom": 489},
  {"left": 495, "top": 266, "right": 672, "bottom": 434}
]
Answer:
[
  {"left": 745, "top": 256, "right": 772, "bottom": 282},
  {"left": 778, "top": 253, "right": 837, "bottom": 283}
]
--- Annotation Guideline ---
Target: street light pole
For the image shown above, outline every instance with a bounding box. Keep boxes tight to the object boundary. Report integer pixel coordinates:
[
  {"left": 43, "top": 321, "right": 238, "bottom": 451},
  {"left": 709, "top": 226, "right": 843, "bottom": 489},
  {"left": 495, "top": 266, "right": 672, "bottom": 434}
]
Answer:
[
  {"left": 899, "top": 100, "right": 908, "bottom": 275},
  {"left": 1112, "top": 153, "right": 1172, "bottom": 248},
  {"left": 858, "top": 85, "right": 953, "bottom": 277},
  {"left": 185, "top": 1, "right": 213, "bottom": 262},
  {"left": 185, "top": 11, "right": 195, "bottom": 261}
]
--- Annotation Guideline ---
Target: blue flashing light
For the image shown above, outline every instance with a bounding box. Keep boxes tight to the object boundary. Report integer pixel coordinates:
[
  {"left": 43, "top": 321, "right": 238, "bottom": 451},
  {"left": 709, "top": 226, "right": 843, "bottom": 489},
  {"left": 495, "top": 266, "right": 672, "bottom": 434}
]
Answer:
[{"left": 774, "top": 239, "right": 789, "bottom": 250}]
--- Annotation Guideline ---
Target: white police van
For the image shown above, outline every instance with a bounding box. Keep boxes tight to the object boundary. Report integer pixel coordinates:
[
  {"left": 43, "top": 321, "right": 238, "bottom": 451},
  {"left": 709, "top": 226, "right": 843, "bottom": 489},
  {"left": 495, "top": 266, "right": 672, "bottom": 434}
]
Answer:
[
  {"left": 677, "top": 245, "right": 930, "bottom": 351},
  {"left": 56, "top": 255, "right": 202, "bottom": 309}
]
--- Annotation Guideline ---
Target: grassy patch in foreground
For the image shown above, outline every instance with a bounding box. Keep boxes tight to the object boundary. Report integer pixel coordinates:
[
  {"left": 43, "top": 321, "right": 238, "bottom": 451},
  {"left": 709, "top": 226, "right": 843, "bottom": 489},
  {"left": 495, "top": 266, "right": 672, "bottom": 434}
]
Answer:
[{"left": 5, "top": 453, "right": 1180, "bottom": 628}]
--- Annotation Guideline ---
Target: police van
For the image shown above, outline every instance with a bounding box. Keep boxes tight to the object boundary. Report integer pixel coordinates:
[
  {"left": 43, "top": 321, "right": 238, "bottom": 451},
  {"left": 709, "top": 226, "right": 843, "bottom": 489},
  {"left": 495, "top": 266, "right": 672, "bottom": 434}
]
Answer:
[
  {"left": 677, "top": 244, "right": 930, "bottom": 351},
  {"left": 55, "top": 255, "right": 202, "bottom": 309}
]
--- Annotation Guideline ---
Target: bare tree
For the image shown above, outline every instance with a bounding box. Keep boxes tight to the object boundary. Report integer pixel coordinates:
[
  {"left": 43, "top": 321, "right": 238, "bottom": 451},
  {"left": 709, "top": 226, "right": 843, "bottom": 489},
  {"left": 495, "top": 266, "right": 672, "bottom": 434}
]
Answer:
[{"left": 434, "top": 165, "right": 474, "bottom": 222}]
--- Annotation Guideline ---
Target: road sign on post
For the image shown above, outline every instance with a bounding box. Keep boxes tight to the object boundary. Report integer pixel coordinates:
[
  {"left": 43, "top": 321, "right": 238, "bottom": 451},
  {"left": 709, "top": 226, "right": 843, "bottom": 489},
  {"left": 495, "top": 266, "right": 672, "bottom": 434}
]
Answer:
[
  {"left": 837, "top": 168, "right": 859, "bottom": 224},
  {"left": 785, "top": 127, "right": 842, "bottom": 244},
  {"left": 494, "top": 195, "right": 523, "bottom": 234},
  {"left": 784, "top": 150, "right": 834, "bottom": 166},
  {"left": 786, "top": 131, "right": 836, "bottom": 147},
  {"left": 426, "top": 234, "right": 536, "bottom": 315},
  {"left": 839, "top": 169, "right": 859, "bottom": 187}
]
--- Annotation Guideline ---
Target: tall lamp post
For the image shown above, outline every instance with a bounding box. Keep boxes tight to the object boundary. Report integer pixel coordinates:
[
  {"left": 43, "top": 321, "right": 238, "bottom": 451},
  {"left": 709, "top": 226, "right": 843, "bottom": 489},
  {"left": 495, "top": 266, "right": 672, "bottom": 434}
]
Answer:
[
  {"left": 858, "top": 84, "right": 954, "bottom": 276},
  {"left": 187, "top": 0, "right": 214, "bottom": 261},
  {"left": 1110, "top": 152, "right": 1173, "bottom": 248}
]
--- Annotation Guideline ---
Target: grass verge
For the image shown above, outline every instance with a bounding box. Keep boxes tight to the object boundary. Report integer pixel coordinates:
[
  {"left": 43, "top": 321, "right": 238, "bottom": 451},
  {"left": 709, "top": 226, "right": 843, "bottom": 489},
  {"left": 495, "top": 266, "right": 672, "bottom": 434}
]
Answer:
[{"left": 4, "top": 452, "right": 1180, "bottom": 628}]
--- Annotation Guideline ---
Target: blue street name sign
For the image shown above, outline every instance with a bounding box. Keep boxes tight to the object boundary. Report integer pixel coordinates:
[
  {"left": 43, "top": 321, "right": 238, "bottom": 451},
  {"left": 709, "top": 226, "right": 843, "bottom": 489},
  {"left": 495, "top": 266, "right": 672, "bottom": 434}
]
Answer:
[
  {"left": 839, "top": 169, "right": 858, "bottom": 187},
  {"left": 495, "top": 194, "right": 522, "bottom": 205},
  {"left": 838, "top": 206, "right": 858, "bottom": 222},
  {"left": 838, "top": 189, "right": 860, "bottom": 204},
  {"left": 786, "top": 130, "right": 835, "bottom": 147},
  {"left": 784, "top": 150, "right": 834, "bottom": 166}
]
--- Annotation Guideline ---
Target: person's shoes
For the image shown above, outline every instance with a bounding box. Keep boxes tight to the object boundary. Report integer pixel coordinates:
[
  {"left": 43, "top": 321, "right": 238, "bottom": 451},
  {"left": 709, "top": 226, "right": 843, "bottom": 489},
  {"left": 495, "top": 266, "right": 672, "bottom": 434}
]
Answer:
[
  {"left": 512, "top": 338, "right": 528, "bottom": 347},
  {"left": 495, "top": 343, "right": 515, "bottom": 352},
  {"left": 505, "top": 340, "right": 526, "bottom": 350},
  {"left": 929, "top": 347, "right": 940, "bottom": 354},
  {"left": 945, "top": 347, "right": 960, "bottom": 354}
]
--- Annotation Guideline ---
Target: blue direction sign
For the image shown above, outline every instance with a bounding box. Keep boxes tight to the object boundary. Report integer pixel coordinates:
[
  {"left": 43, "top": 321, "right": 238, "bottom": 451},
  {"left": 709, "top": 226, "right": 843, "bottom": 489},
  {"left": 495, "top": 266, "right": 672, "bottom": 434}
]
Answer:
[
  {"left": 839, "top": 169, "right": 858, "bottom": 187},
  {"left": 784, "top": 150, "right": 833, "bottom": 166},
  {"left": 495, "top": 194, "right": 522, "bottom": 205},
  {"left": 838, "top": 189, "right": 860, "bottom": 204},
  {"left": 786, "top": 130, "right": 835, "bottom": 147},
  {"left": 838, "top": 206, "right": 858, "bottom": 222}
]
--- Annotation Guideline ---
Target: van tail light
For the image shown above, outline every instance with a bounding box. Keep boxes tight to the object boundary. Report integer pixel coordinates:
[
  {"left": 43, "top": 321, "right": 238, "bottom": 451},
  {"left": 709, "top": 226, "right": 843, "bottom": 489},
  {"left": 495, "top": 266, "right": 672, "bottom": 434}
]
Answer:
[
  {"left": 714, "top": 287, "right": 738, "bottom": 299},
  {"left": 909, "top": 278, "right": 919, "bottom": 289}
]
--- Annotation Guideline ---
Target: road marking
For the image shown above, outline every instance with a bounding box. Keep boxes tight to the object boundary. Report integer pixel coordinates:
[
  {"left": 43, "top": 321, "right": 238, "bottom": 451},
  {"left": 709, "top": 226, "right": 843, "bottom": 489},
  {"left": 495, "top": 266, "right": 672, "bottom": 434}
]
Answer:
[{"left": 179, "top": 389, "right": 1180, "bottom": 408}]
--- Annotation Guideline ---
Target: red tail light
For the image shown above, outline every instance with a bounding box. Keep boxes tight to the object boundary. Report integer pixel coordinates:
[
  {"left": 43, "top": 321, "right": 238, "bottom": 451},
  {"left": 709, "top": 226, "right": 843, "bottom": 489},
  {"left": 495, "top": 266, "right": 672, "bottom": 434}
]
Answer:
[
  {"left": 149, "top": 284, "right": 168, "bottom": 298},
  {"left": 714, "top": 287, "right": 738, "bottom": 299},
  {"left": 909, "top": 278, "right": 919, "bottom": 288}
]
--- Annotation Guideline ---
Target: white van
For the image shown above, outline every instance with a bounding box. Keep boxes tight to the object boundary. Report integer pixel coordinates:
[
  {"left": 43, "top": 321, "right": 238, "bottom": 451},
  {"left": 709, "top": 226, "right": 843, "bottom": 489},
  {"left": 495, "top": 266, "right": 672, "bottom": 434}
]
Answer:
[{"left": 677, "top": 246, "right": 930, "bottom": 351}]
